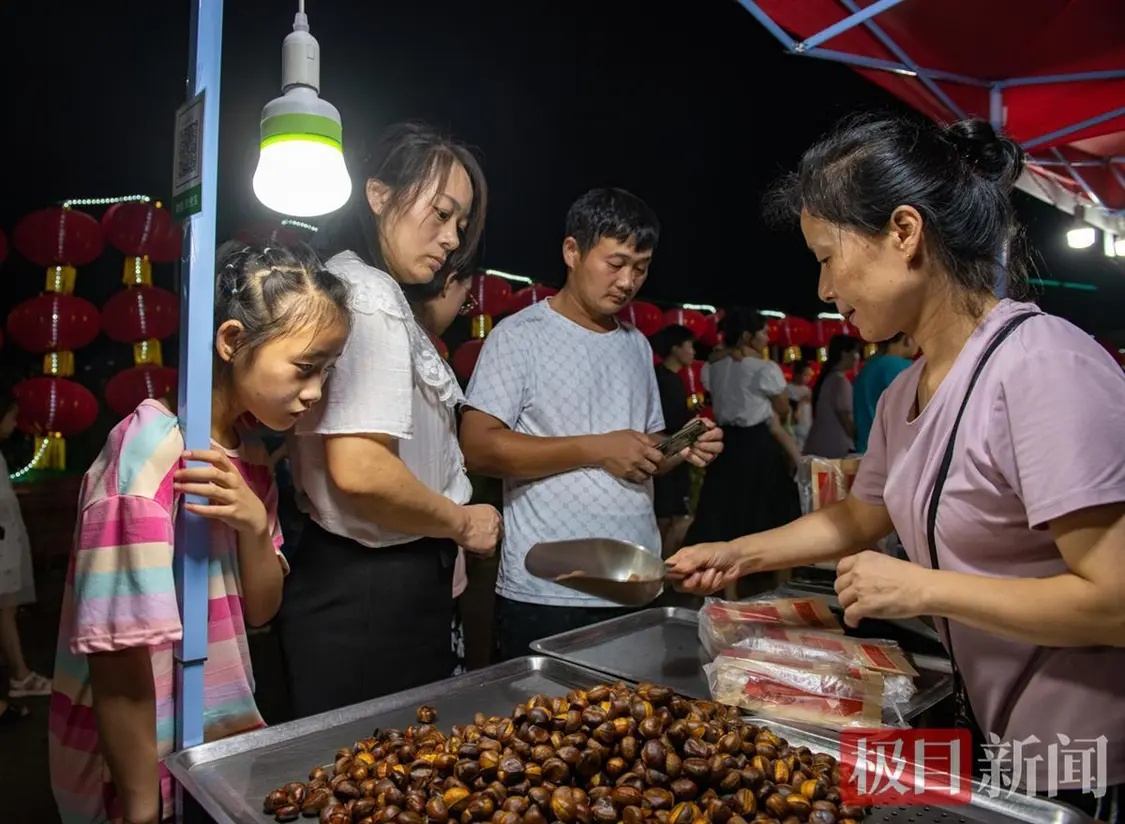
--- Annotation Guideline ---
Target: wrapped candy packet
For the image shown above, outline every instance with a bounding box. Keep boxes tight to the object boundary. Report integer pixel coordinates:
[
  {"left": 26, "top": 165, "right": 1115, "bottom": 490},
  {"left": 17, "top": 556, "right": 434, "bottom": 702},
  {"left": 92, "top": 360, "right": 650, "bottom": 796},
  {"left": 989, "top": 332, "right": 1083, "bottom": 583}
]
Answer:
[
  {"left": 797, "top": 456, "right": 861, "bottom": 513},
  {"left": 705, "top": 650, "right": 894, "bottom": 730},
  {"left": 714, "top": 648, "right": 913, "bottom": 710},
  {"left": 699, "top": 596, "right": 842, "bottom": 657},
  {"left": 729, "top": 625, "right": 918, "bottom": 706}
]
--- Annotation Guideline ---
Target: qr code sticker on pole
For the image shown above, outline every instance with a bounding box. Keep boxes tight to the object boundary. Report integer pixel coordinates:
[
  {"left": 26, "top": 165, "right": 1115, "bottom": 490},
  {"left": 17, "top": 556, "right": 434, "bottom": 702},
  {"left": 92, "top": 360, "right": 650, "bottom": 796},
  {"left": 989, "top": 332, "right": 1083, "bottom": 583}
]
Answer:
[
  {"left": 176, "top": 121, "right": 199, "bottom": 182},
  {"left": 172, "top": 93, "right": 205, "bottom": 221}
]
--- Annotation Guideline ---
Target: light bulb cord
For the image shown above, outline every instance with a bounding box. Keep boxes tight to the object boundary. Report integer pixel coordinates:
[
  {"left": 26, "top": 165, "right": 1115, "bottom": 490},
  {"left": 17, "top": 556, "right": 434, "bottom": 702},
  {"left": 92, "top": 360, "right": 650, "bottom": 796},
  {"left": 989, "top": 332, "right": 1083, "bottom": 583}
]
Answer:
[{"left": 298, "top": 0, "right": 305, "bottom": 14}]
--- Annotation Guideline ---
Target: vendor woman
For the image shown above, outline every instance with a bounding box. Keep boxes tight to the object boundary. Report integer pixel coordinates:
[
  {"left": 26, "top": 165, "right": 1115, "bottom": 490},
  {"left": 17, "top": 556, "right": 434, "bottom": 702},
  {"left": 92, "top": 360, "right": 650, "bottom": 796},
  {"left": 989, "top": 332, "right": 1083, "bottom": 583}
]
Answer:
[
  {"left": 277, "top": 123, "right": 501, "bottom": 718},
  {"left": 670, "top": 112, "right": 1125, "bottom": 820}
]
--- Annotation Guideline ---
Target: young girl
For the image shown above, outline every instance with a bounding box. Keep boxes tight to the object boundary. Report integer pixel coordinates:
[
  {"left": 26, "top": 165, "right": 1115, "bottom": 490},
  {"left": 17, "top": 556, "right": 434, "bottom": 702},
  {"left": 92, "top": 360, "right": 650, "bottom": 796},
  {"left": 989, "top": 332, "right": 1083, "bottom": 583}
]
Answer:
[
  {"left": 0, "top": 390, "right": 52, "bottom": 723},
  {"left": 49, "top": 242, "right": 351, "bottom": 824}
]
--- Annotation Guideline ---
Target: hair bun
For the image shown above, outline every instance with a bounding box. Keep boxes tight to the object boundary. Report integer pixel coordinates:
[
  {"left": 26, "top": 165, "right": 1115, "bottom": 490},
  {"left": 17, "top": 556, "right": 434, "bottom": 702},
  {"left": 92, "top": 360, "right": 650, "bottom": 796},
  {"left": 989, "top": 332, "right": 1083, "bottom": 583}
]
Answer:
[{"left": 943, "top": 119, "right": 1025, "bottom": 189}]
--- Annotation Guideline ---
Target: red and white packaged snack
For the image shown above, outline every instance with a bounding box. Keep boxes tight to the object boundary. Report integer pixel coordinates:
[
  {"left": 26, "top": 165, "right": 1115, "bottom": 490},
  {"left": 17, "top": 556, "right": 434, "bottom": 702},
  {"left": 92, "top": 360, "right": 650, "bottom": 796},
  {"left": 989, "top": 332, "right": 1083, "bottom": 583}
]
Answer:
[
  {"left": 798, "top": 456, "right": 862, "bottom": 513},
  {"left": 715, "top": 648, "right": 914, "bottom": 709},
  {"left": 699, "top": 596, "right": 842, "bottom": 657},
  {"left": 713, "top": 649, "right": 882, "bottom": 699},
  {"left": 728, "top": 625, "right": 919, "bottom": 707},
  {"left": 731, "top": 625, "right": 918, "bottom": 677},
  {"left": 705, "top": 652, "right": 891, "bottom": 730}
]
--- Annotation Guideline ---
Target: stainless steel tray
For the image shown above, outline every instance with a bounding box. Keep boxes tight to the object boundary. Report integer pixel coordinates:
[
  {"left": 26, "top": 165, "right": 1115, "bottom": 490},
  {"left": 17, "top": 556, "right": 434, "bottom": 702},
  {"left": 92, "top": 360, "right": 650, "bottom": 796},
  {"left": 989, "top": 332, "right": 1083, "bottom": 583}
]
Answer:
[
  {"left": 167, "top": 657, "right": 617, "bottom": 824},
  {"left": 530, "top": 607, "right": 953, "bottom": 724},
  {"left": 166, "top": 655, "right": 1086, "bottom": 824},
  {"left": 756, "top": 720, "right": 1091, "bottom": 824}
]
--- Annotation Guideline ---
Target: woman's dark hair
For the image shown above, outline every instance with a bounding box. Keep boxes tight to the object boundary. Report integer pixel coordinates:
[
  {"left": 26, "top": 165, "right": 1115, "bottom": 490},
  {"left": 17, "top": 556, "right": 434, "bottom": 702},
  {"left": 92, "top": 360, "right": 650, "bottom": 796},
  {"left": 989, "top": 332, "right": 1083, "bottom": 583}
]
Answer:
[
  {"left": 649, "top": 324, "right": 695, "bottom": 360},
  {"left": 792, "top": 359, "right": 812, "bottom": 378},
  {"left": 720, "top": 307, "right": 767, "bottom": 348},
  {"left": 402, "top": 263, "right": 473, "bottom": 306},
  {"left": 812, "top": 335, "right": 863, "bottom": 410},
  {"left": 0, "top": 386, "right": 15, "bottom": 416},
  {"left": 318, "top": 122, "right": 487, "bottom": 280},
  {"left": 565, "top": 188, "right": 660, "bottom": 255},
  {"left": 768, "top": 112, "right": 1028, "bottom": 306},
  {"left": 214, "top": 241, "right": 352, "bottom": 376}
]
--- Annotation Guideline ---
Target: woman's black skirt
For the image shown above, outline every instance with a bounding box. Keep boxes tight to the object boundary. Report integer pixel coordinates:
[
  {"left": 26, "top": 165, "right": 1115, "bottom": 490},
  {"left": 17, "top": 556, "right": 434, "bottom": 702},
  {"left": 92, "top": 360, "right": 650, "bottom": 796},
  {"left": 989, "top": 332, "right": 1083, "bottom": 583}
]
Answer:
[
  {"left": 684, "top": 422, "right": 800, "bottom": 546},
  {"left": 275, "top": 520, "right": 456, "bottom": 719}
]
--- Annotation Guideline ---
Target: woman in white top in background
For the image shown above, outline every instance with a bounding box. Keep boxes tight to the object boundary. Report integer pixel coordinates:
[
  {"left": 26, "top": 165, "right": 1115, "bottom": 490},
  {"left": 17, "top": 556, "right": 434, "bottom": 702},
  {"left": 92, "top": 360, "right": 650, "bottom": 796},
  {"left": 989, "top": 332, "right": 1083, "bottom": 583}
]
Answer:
[
  {"left": 402, "top": 267, "right": 476, "bottom": 675},
  {"left": 684, "top": 308, "right": 801, "bottom": 589},
  {"left": 278, "top": 124, "right": 501, "bottom": 718}
]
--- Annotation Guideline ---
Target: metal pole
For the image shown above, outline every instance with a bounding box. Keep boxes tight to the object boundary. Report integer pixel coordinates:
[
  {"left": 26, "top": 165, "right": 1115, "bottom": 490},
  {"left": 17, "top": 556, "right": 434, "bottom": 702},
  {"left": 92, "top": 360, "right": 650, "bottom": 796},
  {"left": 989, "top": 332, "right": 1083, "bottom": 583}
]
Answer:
[{"left": 174, "top": 0, "right": 222, "bottom": 819}]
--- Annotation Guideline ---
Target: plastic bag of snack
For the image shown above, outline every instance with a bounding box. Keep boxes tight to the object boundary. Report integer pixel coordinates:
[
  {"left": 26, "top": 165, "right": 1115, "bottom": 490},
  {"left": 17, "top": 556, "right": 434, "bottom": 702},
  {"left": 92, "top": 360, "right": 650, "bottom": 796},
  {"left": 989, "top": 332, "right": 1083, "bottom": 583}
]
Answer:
[
  {"left": 797, "top": 456, "right": 861, "bottom": 514},
  {"left": 715, "top": 648, "right": 913, "bottom": 710},
  {"left": 705, "top": 652, "right": 897, "bottom": 730},
  {"left": 698, "top": 595, "right": 843, "bottom": 657},
  {"left": 729, "top": 625, "right": 918, "bottom": 706}
]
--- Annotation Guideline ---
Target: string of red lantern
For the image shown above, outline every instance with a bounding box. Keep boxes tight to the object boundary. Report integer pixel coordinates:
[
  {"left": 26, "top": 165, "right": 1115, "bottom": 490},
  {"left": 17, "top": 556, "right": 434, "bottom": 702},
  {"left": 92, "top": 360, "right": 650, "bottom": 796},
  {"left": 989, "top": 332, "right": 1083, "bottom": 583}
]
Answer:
[
  {"left": 8, "top": 207, "right": 105, "bottom": 470},
  {"left": 101, "top": 201, "right": 182, "bottom": 417}
]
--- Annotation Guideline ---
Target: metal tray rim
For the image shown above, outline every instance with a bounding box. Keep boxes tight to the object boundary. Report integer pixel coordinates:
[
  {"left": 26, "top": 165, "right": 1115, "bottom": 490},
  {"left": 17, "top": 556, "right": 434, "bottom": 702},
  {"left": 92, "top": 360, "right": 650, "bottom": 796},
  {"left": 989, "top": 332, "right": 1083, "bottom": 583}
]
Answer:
[{"left": 167, "top": 654, "right": 1089, "bottom": 824}]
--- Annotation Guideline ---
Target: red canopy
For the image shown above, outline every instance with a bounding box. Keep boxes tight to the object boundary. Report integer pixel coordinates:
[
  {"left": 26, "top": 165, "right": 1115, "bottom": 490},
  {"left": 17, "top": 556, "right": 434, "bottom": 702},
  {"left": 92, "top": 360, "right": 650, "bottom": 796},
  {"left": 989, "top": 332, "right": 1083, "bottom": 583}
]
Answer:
[{"left": 745, "top": 0, "right": 1125, "bottom": 222}]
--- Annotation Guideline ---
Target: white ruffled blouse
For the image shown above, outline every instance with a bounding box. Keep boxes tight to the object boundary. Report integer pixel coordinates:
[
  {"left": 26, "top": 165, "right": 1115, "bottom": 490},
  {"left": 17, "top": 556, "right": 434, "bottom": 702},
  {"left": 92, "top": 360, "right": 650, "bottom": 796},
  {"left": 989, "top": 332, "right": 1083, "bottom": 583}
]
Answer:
[{"left": 290, "top": 252, "right": 472, "bottom": 549}]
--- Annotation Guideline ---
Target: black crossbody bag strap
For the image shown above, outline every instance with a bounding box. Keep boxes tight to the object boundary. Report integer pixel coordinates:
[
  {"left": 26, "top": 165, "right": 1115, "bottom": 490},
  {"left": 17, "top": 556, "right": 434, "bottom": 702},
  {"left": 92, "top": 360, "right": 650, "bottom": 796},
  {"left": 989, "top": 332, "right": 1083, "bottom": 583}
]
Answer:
[{"left": 923, "top": 312, "right": 1041, "bottom": 755}]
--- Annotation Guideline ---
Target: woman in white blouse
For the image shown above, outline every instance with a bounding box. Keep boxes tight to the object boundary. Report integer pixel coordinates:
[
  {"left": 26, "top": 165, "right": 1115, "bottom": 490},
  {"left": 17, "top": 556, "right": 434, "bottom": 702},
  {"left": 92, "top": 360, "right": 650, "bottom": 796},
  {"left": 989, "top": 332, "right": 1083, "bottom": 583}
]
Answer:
[
  {"left": 278, "top": 123, "right": 501, "bottom": 718},
  {"left": 685, "top": 308, "right": 801, "bottom": 591}
]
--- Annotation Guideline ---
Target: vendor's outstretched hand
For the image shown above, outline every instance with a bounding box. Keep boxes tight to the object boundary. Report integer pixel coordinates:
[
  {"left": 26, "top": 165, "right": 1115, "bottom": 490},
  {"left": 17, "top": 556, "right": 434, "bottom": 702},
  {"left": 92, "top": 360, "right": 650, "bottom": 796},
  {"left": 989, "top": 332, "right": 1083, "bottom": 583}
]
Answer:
[
  {"left": 835, "top": 550, "right": 933, "bottom": 627},
  {"left": 666, "top": 542, "right": 745, "bottom": 594}
]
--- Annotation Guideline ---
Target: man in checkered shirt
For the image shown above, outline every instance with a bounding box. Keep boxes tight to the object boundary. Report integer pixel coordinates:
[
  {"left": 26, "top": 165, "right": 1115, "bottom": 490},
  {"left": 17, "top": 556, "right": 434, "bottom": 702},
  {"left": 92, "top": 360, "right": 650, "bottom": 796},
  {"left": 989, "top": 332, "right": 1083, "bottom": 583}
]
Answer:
[{"left": 461, "top": 188, "right": 723, "bottom": 661}]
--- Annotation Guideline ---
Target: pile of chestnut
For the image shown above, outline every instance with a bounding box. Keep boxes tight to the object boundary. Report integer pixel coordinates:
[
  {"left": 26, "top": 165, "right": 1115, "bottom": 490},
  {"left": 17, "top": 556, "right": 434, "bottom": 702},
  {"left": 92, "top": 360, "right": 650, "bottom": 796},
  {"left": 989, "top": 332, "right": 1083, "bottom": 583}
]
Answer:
[{"left": 262, "top": 682, "right": 864, "bottom": 824}]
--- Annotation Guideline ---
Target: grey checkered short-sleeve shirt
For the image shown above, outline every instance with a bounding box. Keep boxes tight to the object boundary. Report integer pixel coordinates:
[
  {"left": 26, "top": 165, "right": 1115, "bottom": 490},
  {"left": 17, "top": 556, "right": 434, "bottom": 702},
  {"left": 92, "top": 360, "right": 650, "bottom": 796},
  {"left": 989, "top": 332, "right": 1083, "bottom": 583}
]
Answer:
[{"left": 466, "top": 299, "right": 666, "bottom": 607}]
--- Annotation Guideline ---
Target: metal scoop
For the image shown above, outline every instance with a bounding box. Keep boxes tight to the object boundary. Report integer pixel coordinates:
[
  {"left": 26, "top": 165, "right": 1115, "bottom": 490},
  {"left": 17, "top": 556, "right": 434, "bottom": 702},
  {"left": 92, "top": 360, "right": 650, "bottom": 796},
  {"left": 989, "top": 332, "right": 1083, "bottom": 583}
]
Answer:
[{"left": 524, "top": 538, "right": 681, "bottom": 607}]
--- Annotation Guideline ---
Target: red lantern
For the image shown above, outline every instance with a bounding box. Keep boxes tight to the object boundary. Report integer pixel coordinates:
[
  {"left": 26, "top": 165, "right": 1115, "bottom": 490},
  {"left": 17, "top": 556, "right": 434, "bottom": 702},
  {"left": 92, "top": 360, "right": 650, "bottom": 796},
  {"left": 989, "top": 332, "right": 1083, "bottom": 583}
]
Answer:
[
  {"left": 468, "top": 273, "right": 513, "bottom": 339},
  {"left": 146, "top": 218, "right": 183, "bottom": 264},
  {"left": 102, "top": 202, "right": 177, "bottom": 286},
  {"left": 696, "top": 313, "right": 722, "bottom": 348},
  {"left": 13, "top": 377, "right": 99, "bottom": 470},
  {"left": 680, "top": 361, "right": 706, "bottom": 410},
  {"left": 774, "top": 316, "right": 813, "bottom": 362},
  {"left": 506, "top": 284, "right": 558, "bottom": 315},
  {"left": 13, "top": 207, "right": 104, "bottom": 294},
  {"left": 452, "top": 339, "right": 484, "bottom": 382},
  {"left": 105, "top": 366, "right": 178, "bottom": 418},
  {"left": 102, "top": 202, "right": 173, "bottom": 258},
  {"left": 7, "top": 294, "right": 101, "bottom": 377},
  {"left": 620, "top": 301, "right": 664, "bottom": 337},
  {"left": 662, "top": 308, "right": 708, "bottom": 340},
  {"left": 101, "top": 286, "right": 180, "bottom": 343}
]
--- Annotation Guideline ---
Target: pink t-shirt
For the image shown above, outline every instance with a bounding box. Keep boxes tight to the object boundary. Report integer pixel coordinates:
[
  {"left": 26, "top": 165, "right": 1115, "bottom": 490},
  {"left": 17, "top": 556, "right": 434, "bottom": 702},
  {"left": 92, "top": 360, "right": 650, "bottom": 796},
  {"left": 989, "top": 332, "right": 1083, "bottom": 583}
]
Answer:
[
  {"left": 852, "top": 299, "right": 1125, "bottom": 789},
  {"left": 49, "top": 400, "right": 286, "bottom": 823}
]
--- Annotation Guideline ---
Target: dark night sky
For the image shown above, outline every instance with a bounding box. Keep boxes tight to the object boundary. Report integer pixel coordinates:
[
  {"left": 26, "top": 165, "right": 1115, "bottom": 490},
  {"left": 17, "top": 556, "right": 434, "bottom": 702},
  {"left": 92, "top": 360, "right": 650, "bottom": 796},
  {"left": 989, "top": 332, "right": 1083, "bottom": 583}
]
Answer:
[{"left": 2, "top": 0, "right": 1123, "bottom": 333}]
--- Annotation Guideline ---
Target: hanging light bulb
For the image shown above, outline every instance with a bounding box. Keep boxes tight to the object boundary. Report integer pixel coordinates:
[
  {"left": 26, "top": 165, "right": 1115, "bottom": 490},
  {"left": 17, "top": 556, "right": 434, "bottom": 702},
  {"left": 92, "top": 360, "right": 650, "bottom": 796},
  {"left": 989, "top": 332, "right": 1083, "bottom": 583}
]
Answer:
[
  {"left": 252, "top": 2, "right": 351, "bottom": 218},
  {"left": 1067, "top": 207, "right": 1096, "bottom": 250}
]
